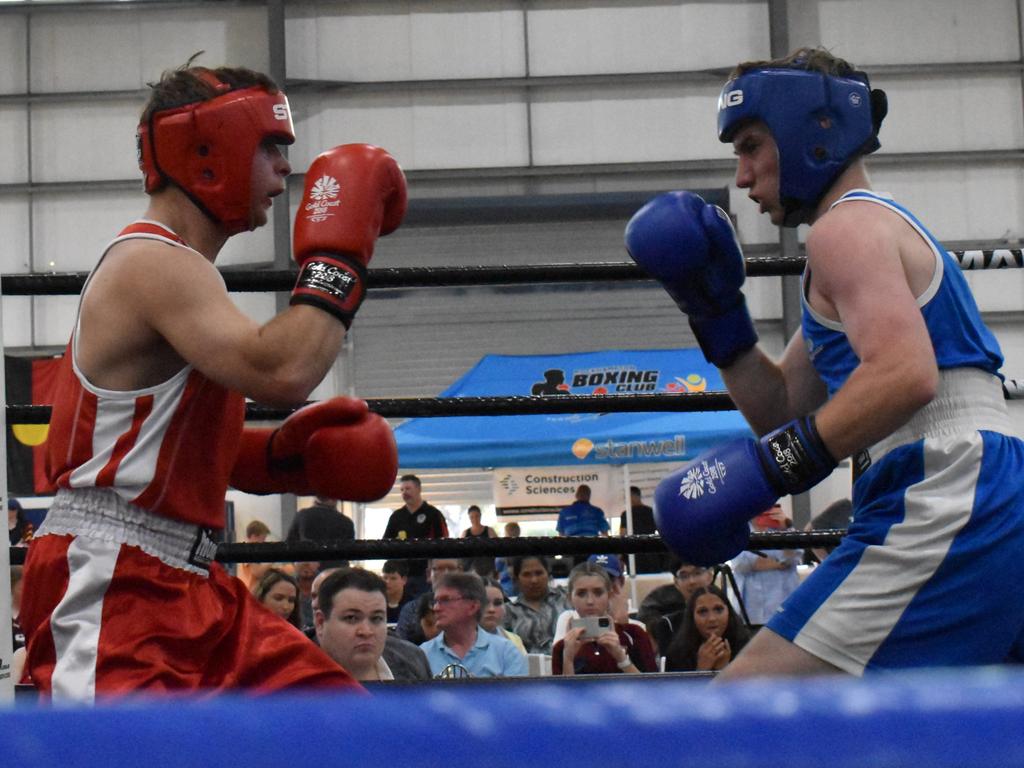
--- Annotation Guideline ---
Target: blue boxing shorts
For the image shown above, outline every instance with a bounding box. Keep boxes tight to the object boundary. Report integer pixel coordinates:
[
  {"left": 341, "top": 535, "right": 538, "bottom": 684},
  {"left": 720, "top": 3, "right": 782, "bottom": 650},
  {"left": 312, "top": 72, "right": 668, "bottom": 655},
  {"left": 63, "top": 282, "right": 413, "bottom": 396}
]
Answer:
[{"left": 768, "top": 377, "right": 1024, "bottom": 674}]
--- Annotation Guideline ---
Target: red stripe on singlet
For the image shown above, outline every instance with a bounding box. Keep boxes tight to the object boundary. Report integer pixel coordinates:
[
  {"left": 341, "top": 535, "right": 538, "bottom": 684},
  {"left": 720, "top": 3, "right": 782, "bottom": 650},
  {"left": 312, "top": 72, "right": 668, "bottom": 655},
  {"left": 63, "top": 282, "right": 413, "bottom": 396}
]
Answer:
[
  {"left": 94, "top": 395, "right": 155, "bottom": 488},
  {"left": 117, "top": 222, "right": 188, "bottom": 245},
  {"left": 53, "top": 379, "right": 99, "bottom": 489}
]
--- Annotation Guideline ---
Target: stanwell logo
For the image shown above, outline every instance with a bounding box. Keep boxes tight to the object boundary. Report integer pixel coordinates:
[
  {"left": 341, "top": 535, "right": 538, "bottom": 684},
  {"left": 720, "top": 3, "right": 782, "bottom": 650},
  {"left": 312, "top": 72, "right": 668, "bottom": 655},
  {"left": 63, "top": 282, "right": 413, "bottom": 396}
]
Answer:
[
  {"left": 305, "top": 175, "right": 342, "bottom": 223},
  {"left": 572, "top": 435, "right": 686, "bottom": 460},
  {"left": 272, "top": 103, "right": 291, "bottom": 121}
]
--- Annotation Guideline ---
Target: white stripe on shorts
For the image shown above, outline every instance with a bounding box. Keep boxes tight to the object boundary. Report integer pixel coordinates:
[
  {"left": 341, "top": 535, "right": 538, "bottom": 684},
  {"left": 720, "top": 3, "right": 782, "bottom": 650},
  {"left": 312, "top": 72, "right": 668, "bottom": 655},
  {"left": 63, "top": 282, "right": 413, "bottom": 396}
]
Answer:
[
  {"left": 50, "top": 536, "right": 121, "bottom": 704},
  {"left": 793, "top": 432, "right": 983, "bottom": 675}
]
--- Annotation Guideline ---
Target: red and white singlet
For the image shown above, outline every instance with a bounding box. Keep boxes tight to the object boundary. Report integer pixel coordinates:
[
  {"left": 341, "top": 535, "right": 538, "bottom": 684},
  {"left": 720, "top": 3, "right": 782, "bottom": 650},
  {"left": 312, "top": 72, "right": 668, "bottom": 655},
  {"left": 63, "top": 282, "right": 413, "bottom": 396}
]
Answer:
[{"left": 45, "top": 221, "right": 245, "bottom": 528}]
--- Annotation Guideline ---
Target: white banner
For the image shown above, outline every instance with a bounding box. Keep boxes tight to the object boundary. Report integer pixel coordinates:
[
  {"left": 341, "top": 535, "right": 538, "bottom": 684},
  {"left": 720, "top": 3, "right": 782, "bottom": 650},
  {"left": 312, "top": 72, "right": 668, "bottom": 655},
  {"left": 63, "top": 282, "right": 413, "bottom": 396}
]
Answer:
[{"left": 493, "top": 466, "right": 617, "bottom": 520}]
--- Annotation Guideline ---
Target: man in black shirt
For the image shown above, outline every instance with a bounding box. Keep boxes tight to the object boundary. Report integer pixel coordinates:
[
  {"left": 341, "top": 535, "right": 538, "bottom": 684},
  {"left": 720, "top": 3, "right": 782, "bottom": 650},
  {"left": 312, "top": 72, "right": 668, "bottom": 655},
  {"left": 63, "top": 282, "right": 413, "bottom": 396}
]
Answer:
[
  {"left": 619, "top": 486, "right": 669, "bottom": 574},
  {"left": 383, "top": 475, "right": 449, "bottom": 597},
  {"left": 286, "top": 496, "right": 355, "bottom": 568}
]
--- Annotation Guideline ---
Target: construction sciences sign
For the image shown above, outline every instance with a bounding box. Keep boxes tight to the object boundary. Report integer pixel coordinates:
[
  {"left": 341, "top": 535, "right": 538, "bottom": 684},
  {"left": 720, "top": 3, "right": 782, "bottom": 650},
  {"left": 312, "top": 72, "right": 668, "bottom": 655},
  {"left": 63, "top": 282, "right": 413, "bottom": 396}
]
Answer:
[{"left": 493, "top": 466, "right": 616, "bottom": 519}]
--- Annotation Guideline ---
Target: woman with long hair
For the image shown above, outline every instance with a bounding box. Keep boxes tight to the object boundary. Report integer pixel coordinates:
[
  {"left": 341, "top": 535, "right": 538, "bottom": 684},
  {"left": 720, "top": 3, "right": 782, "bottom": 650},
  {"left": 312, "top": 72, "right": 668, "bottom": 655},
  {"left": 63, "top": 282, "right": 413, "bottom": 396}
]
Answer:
[
  {"left": 664, "top": 585, "right": 751, "bottom": 672},
  {"left": 253, "top": 568, "right": 301, "bottom": 629}
]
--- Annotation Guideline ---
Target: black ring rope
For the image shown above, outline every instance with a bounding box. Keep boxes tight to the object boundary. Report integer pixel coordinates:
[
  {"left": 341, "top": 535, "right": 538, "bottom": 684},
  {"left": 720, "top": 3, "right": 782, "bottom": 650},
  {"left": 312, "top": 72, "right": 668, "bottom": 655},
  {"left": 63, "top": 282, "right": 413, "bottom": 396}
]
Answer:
[
  {"left": 9, "top": 530, "right": 845, "bottom": 567},
  {"left": 3, "top": 248, "right": 1021, "bottom": 295},
  {"left": 6, "top": 392, "right": 737, "bottom": 424},
  {"left": 11, "top": 375, "right": 1024, "bottom": 424}
]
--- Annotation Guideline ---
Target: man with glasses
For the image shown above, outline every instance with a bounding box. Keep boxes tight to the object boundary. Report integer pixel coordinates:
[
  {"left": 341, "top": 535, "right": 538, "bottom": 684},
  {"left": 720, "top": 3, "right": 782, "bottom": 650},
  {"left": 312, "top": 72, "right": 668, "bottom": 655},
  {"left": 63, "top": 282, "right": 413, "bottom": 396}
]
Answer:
[
  {"left": 394, "top": 558, "right": 462, "bottom": 643},
  {"left": 420, "top": 572, "right": 527, "bottom": 678},
  {"left": 638, "top": 559, "right": 714, "bottom": 654}
]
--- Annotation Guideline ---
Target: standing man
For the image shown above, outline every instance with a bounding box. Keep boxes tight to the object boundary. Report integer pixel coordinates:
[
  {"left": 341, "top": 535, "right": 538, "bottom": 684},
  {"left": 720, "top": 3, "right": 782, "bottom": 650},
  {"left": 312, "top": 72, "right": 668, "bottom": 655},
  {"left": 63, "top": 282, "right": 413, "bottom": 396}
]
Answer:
[
  {"left": 287, "top": 495, "right": 356, "bottom": 568},
  {"left": 730, "top": 506, "right": 803, "bottom": 627},
  {"left": 495, "top": 521, "right": 520, "bottom": 598},
  {"left": 627, "top": 47, "right": 1024, "bottom": 675},
  {"left": 20, "top": 62, "right": 406, "bottom": 700},
  {"left": 237, "top": 519, "right": 289, "bottom": 591},
  {"left": 618, "top": 486, "right": 667, "bottom": 574},
  {"left": 420, "top": 572, "right": 527, "bottom": 678},
  {"left": 381, "top": 559, "right": 411, "bottom": 623},
  {"left": 557, "top": 484, "right": 609, "bottom": 567},
  {"left": 383, "top": 475, "right": 449, "bottom": 598},
  {"left": 557, "top": 484, "right": 610, "bottom": 538}
]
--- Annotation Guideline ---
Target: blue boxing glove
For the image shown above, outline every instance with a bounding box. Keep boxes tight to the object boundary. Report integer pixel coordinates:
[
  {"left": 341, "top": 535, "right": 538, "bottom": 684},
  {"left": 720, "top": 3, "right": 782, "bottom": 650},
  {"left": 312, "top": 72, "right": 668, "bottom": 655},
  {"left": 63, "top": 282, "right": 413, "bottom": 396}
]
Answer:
[
  {"left": 625, "top": 191, "right": 757, "bottom": 368},
  {"left": 654, "top": 415, "right": 837, "bottom": 566}
]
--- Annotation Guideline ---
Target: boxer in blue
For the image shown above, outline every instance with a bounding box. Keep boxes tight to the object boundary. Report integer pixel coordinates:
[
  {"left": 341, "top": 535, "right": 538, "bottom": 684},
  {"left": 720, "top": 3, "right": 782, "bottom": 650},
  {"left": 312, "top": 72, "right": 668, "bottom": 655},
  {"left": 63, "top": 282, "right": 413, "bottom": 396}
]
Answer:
[{"left": 625, "top": 47, "right": 1024, "bottom": 676}]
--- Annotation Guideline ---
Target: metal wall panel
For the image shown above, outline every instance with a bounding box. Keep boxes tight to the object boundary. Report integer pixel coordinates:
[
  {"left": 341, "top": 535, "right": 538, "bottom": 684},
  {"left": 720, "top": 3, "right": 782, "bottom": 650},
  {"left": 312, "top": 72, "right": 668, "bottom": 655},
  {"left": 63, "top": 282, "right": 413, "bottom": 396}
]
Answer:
[
  {"left": 817, "top": 0, "right": 1020, "bottom": 64},
  {"left": 28, "top": 7, "right": 270, "bottom": 92},
  {"left": 527, "top": 1, "right": 769, "bottom": 75},
  {"left": 286, "top": 1, "right": 525, "bottom": 81}
]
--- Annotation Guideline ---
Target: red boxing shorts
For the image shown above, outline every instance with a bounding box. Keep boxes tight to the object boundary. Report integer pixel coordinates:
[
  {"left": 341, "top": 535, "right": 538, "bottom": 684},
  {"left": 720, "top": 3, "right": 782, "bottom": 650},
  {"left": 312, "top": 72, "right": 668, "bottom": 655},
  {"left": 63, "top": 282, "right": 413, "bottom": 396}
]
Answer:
[{"left": 20, "top": 488, "right": 360, "bottom": 702}]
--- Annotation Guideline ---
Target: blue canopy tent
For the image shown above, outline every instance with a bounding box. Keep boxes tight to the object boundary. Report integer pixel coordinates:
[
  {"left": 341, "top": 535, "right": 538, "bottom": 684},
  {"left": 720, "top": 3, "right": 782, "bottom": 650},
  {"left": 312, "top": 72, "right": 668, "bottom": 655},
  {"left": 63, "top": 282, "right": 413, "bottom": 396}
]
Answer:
[{"left": 393, "top": 348, "right": 753, "bottom": 469}]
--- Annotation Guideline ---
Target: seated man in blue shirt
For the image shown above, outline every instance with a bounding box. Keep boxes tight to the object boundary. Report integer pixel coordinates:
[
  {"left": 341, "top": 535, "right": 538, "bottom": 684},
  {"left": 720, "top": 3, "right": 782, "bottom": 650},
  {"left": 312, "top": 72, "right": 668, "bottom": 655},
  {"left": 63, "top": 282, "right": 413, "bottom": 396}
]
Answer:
[{"left": 420, "top": 572, "right": 528, "bottom": 678}]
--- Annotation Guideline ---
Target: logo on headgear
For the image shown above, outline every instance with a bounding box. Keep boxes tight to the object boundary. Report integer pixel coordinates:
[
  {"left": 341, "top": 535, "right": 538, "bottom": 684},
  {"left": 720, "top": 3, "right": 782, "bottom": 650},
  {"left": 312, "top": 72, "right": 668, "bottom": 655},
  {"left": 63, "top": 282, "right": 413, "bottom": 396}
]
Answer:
[
  {"left": 272, "top": 103, "right": 291, "bottom": 121},
  {"left": 304, "top": 174, "right": 341, "bottom": 223},
  {"left": 848, "top": 92, "right": 863, "bottom": 108},
  {"left": 719, "top": 89, "right": 744, "bottom": 109}
]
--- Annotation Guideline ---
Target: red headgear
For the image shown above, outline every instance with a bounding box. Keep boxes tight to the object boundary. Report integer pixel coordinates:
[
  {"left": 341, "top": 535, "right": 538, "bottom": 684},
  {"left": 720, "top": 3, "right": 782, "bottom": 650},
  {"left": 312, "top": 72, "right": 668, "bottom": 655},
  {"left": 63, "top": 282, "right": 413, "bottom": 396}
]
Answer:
[{"left": 137, "top": 74, "right": 295, "bottom": 235}]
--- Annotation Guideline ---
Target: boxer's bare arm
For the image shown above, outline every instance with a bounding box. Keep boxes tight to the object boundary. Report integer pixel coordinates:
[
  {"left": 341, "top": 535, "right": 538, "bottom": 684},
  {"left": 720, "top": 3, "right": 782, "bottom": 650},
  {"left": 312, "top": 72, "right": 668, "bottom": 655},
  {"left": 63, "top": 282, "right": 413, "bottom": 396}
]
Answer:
[
  {"left": 720, "top": 329, "right": 827, "bottom": 436},
  {"left": 800, "top": 203, "right": 938, "bottom": 459},
  {"left": 78, "top": 238, "right": 344, "bottom": 406}
]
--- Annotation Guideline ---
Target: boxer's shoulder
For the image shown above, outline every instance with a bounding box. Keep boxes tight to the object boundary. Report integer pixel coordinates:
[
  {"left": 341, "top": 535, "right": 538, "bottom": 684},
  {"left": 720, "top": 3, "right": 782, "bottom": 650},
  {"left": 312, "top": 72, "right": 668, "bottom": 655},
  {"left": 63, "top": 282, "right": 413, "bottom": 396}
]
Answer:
[
  {"left": 806, "top": 201, "right": 900, "bottom": 277},
  {"left": 101, "top": 238, "right": 228, "bottom": 316}
]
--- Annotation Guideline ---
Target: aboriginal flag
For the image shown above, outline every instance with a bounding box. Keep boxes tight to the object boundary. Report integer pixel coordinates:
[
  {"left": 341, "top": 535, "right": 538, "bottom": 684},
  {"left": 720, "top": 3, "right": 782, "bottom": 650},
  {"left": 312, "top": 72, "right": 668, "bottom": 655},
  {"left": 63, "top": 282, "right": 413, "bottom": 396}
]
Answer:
[{"left": 6, "top": 354, "right": 61, "bottom": 495}]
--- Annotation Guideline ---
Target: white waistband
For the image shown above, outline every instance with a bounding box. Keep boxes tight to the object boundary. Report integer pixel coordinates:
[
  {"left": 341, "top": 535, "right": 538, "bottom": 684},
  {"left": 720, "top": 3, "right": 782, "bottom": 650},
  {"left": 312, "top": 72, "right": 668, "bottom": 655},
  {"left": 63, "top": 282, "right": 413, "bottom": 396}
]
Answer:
[
  {"left": 37, "top": 487, "right": 214, "bottom": 576},
  {"left": 865, "top": 368, "right": 1015, "bottom": 466}
]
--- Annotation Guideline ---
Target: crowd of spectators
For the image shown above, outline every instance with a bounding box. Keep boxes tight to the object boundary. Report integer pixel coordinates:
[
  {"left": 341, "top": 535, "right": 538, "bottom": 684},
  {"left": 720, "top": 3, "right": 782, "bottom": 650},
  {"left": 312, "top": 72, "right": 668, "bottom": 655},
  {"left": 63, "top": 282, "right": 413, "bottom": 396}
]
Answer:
[{"left": 8, "top": 480, "right": 847, "bottom": 688}]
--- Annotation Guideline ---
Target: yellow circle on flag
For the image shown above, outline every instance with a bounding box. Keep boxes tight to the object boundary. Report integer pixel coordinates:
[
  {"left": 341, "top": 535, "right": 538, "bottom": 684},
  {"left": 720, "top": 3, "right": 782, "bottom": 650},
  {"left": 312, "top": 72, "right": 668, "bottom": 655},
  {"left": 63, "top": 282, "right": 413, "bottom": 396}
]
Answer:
[{"left": 12, "top": 424, "right": 49, "bottom": 447}]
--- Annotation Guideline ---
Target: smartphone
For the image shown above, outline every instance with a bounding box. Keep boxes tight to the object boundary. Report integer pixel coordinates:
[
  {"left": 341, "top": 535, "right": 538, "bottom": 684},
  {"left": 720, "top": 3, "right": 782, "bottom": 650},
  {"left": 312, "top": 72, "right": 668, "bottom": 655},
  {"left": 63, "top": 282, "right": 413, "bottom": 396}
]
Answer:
[{"left": 570, "top": 616, "right": 613, "bottom": 639}]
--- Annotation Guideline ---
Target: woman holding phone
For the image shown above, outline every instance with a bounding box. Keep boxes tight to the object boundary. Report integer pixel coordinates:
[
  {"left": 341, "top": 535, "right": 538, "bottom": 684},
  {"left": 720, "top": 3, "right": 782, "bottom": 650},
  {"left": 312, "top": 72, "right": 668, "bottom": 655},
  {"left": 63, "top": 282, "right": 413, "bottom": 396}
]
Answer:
[{"left": 551, "top": 561, "right": 656, "bottom": 675}]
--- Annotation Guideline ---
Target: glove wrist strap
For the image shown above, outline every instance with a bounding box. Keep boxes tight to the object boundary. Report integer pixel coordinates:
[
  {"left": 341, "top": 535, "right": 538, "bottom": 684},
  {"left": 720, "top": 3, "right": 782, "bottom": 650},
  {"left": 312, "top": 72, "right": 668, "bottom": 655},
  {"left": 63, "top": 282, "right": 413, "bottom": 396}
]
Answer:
[
  {"left": 757, "top": 414, "right": 837, "bottom": 496},
  {"left": 266, "top": 427, "right": 303, "bottom": 473},
  {"left": 688, "top": 297, "right": 758, "bottom": 368},
  {"left": 290, "top": 254, "right": 367, "bottom": 328}
]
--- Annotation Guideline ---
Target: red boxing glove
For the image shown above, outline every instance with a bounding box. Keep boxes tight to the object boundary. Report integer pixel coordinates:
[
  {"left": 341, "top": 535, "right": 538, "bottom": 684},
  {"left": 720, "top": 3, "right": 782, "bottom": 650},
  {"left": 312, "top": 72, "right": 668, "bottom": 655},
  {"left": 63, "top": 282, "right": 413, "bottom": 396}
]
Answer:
[
  {"left": 291, "top": 144, "right": 408, "bottom": 328},
  {"left": 230, "top": 397, "right": 398, "bottom": 501}
]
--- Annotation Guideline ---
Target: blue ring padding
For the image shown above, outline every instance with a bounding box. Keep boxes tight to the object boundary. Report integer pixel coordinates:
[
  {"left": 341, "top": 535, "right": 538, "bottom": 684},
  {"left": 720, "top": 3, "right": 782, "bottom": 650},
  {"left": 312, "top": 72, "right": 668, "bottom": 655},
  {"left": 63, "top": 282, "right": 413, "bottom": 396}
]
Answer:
[{"left": 2, "top": 668, "right": 1024, "bottom": 767}]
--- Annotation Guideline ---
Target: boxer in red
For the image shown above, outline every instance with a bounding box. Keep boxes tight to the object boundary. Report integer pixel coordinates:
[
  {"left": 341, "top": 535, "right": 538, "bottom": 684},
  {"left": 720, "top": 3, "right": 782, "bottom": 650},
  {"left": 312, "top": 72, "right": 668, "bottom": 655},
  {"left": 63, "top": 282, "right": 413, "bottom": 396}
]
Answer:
[{"left": 19, "top": 61, "right": 406, "bottom": 701}]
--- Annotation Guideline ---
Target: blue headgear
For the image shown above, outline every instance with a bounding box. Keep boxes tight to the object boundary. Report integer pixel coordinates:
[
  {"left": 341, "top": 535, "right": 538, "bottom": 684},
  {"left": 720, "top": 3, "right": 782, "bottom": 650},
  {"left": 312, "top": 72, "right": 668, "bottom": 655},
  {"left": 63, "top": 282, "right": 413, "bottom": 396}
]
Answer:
[{"left": 717, "top": 66, "right": 887, "bottom": 227}]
